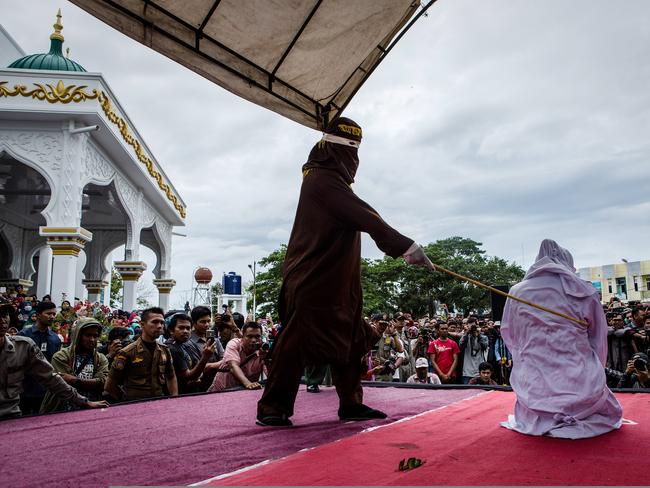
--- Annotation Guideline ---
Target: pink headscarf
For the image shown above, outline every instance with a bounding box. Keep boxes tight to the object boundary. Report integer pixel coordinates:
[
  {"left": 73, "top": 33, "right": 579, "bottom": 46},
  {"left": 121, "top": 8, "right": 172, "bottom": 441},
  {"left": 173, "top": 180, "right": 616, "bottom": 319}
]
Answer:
[{"left": 524, "top": 239, "right": 596, "bottom": 299}]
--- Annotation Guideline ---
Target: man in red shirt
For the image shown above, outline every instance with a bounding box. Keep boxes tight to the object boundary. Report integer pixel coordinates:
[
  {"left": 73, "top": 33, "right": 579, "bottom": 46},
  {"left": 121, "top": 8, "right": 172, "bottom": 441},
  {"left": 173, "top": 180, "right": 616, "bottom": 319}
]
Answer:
[{"left": 427, "top": 323, "right": 460, "bottom": 383}]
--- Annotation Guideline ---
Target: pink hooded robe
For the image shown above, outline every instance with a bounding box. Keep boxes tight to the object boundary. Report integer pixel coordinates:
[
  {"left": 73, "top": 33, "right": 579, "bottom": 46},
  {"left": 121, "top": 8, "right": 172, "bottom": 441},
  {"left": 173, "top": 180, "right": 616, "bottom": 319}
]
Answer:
[{"left": 501, "top": 239, "right": 622, "bottom": 438}]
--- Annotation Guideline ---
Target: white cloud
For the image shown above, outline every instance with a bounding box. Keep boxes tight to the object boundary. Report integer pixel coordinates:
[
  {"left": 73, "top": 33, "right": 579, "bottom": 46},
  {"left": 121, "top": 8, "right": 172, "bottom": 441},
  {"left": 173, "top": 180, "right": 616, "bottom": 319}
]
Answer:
[{"left": 3, "top": 0, "right": 649, "bottom": 308}]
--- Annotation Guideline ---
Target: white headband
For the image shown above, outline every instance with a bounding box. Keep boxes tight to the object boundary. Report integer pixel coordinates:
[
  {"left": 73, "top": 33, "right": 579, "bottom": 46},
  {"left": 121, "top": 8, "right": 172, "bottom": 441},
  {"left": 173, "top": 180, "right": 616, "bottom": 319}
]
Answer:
[{"left": 321, "top": 133, "right": 361, "bottom": 148}]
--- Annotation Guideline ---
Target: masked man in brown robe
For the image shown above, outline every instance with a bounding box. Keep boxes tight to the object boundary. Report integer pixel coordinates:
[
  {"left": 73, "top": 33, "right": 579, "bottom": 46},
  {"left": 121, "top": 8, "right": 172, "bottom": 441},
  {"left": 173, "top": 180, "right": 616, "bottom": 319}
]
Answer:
[{"left": 256, "top": 117, "right": 431, "bottom": 427}]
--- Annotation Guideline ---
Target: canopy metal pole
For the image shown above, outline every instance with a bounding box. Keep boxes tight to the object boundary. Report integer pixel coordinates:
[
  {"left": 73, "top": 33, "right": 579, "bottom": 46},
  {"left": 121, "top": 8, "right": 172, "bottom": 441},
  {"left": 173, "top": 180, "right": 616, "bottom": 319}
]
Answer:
[{"left": 423, "top": 260, "right": 589, "bottom": 328}]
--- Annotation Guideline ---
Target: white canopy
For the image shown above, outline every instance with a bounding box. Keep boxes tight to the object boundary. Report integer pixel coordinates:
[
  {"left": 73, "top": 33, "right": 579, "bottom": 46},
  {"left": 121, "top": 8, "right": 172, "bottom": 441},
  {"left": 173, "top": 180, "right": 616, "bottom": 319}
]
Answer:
[{"left": 69, "top": 0, "right": 434, "bottom": 129}]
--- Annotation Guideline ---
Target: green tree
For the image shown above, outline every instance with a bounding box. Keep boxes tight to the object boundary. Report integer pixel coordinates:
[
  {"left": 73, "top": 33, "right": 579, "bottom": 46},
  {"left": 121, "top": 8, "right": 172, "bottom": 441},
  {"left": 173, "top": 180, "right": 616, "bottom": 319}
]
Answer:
[
  {"left": 362, "top": 237, "right": 524, "bottom": 316},
  {"left": 210, "top": 282, "right": 224, "bottom": 316},
  {"left": 251, "top": 238, "right": 524, "bottom": 319},
  {"left": 110, "top": 267, "right": 122, "bottom": 309},
  {"left": 360, "top": 257, "right": 404, "bottom": 316},
  {"left": 249, "top": 245, "right": 287, "bottom": 318}
]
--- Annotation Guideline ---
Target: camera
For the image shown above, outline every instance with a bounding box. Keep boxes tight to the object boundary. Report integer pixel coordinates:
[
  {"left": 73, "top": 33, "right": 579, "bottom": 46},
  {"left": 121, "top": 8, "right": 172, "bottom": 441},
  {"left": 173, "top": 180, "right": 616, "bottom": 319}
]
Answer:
[
  {"left": 261, "top": 342, "right": 270, "bottom": 352},
  {"left": 633, "top": 358, "right": 647, "bottom": 371},
  {"left": 378, "top": 357, "right": 397, "bottom": 376}
]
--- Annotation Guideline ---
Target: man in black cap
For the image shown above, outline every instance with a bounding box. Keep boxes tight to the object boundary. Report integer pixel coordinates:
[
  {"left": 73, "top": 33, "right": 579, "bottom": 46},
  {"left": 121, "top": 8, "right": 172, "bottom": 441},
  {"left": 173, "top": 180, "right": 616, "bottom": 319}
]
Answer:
[{"left": 256, "top": 117, "right": 430, "bottom": 426}]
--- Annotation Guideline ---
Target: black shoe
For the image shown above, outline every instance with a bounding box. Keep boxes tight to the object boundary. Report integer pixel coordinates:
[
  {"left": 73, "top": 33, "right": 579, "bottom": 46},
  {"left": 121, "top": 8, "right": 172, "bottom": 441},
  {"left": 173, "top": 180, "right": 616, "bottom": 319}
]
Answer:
[
  {"left": 338, "top": 404, "right": 387, "bottom": 421},
  {"left": 256, "top": 414, "right": 293, "bottom": 427},
  {"left": 306, "top": 384, "right": 320, "bottom": 393}
]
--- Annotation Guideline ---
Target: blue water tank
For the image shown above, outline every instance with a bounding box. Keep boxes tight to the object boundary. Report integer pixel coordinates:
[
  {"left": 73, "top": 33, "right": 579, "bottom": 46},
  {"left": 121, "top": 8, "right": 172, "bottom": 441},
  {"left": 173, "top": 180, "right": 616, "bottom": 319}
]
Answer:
[{"left": 222, "top": 272, "right": 242, "bottom": 295}]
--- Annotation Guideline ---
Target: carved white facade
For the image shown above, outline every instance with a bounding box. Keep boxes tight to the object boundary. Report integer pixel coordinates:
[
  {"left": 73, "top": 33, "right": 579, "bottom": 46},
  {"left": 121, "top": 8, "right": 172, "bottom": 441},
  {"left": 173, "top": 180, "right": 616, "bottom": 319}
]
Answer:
[{"left": 0, "top": 65, "right": 185, "bottom": 309}]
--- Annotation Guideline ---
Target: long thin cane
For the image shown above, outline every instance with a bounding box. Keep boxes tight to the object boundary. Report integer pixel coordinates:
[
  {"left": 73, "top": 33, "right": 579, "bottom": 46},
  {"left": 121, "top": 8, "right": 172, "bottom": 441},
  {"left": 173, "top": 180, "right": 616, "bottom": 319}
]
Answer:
[{"left": 424, "top": 260, "right": 589, "bottom": 328}]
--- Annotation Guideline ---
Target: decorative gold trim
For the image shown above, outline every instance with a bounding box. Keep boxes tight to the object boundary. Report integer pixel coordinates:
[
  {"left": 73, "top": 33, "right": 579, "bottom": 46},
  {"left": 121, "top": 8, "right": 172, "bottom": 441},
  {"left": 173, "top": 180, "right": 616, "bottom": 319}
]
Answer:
[
  {"left": 0, "top": 80, "right": 99, "bottom": 104},
  {"left": 0, "top": 80, "right": 186, "bottom": 219},
  {"left": 97, "top": 92, "right": 186, "bottom": 218},
  {"left": 51, "top": 248, "right": 81, "bottom": 256},
  {"left": 120, "top": 275, "right": 141, "bottom": 281},
  {"left": 114, "top": 261, "right": 147, "bottom": 267},
  {"left": 40, "top": 227, "right": 93, "bottom": 239},
  {"left": 40, "top": 227, "right": 80, "bottom": 233}
]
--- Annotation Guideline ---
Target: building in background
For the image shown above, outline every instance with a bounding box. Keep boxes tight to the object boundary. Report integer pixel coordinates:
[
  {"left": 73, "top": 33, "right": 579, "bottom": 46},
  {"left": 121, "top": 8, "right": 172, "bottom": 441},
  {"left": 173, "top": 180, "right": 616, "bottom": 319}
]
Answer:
[
  {"left": 0, "top": 11, "right": 185, "bottom": 310},
  {"left": 579, "top": 260, "right": 650, "bottom": 303}
]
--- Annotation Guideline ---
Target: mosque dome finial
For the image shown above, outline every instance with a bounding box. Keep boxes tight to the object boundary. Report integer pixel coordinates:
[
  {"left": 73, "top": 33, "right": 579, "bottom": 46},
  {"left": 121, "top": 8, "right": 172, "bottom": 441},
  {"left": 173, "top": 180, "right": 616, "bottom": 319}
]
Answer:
[
  {"left": 50, "top": 8, "right": 64, "bottom": 42},
  {"left": 7, "top": 9, "right": 86, "bottom": 72}
]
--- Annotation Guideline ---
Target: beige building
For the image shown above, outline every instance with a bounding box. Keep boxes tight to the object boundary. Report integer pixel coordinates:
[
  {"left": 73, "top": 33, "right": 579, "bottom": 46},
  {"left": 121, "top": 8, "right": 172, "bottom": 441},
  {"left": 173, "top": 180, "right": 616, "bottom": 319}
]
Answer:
[{"left": 579, "top": 260, "right": 650, "bottom": 303}]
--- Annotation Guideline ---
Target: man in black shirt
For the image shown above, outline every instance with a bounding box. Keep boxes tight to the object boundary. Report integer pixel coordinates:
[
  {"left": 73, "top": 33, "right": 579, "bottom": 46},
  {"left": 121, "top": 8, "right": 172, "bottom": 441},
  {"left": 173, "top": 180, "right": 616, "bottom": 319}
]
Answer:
[{"left": 167, "top": 313, "right": 218, "bottom": 393}]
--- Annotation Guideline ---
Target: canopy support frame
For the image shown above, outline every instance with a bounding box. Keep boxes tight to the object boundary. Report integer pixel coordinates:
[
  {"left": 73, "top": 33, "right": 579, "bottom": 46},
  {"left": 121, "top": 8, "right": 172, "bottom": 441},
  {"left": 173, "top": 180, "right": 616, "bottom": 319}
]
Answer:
[{"left": 100, "top": 0, "right": 324, "bottom": 124}]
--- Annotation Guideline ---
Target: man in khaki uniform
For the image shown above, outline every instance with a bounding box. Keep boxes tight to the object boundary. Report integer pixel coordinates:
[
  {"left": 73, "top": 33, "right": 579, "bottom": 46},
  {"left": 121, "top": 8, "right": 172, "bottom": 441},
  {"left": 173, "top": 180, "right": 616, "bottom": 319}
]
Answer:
[
  {"left": 0, "top": 305, "right": 108, "bottom": 418},
  {"left": 104, "top": 307, "right": 177, "bottom": 401}
]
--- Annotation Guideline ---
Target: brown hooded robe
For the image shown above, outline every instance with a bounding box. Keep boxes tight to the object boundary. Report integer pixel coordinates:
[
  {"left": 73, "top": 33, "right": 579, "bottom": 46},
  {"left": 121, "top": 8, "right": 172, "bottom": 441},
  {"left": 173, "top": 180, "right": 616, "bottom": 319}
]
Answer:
[{"left": 258, "top": 118, "right": 413, "bottom": 418}]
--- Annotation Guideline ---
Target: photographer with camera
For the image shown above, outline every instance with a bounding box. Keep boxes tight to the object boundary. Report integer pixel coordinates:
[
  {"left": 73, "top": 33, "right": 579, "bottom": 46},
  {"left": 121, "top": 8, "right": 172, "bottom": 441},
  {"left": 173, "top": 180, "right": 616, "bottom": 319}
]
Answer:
[
  {"left": 394, "top": 314, "right": 414, "bottom": 381},
  {"left": 374, "top": 321, "right": 406, "bottom": 382},
  {"left": 617, "top": 352, "right": 650, "bottom": 389},
  {"left": 630, "top": 307, "right": 649, "bottom": 353},
  {"left": 215, "top": 309, "right": 243, "bottom": 349},
  {"left": 208, "top": 322, "right": 268, "bottom": 392},
  {"left": 99, "top": 326, "right": 132, "bottom": 367},
  {"left": 412, "top": 326, "right": 432, "bottom": 360},
  {"left": 607, "top": 313, "right": 635, "bottom": 372},
  {"left": 459, "top": 318, "right": 489, "bottom": 384}
]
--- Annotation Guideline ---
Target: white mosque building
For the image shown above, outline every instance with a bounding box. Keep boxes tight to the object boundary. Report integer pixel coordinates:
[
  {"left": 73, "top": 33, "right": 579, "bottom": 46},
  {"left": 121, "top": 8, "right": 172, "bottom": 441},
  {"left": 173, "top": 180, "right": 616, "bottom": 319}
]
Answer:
[{"left": 0, "top": 11, "right": 185, "bottom": 311}]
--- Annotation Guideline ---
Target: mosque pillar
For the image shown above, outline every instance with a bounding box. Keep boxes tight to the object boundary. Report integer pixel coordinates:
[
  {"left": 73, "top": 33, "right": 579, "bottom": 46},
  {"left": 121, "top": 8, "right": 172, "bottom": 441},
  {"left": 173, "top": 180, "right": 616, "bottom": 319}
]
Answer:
[
  {"left": 153, "top": 278, "right": 175, "bottom": 311},
  {"left": 36, "top": 246, "right": 53, "bottom": 299},
  {"left": 114, "top": 261, "right": 147, "bottom": 311},
  {"left": 83, "top": 279, "right": 108, "bottom": 304},
  {"left": 39, "top": 227, "right": 92, "bottom": 305},
  {"left": 74, "top": 250, "right": 86, "bottom": 302}
]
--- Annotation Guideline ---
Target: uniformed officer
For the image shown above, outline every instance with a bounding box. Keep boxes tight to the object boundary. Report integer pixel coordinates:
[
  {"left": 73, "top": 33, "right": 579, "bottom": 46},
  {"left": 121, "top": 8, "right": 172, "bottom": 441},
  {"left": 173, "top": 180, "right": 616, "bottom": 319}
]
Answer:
[
  {"left": 103, "top": 307, "right": 177, "bottom": 401},
  {"left": 0, "top": 304, "right": 108, "bottom": 418},
  {"left": 16, "top": 301, "right": 61, "bottom": 413}
]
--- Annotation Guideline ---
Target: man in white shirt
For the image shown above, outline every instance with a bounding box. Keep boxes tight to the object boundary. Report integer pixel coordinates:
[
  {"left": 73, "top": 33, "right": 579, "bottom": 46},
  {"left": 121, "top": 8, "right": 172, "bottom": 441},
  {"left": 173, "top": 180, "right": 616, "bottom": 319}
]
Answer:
[{"left": 407, "top": 357, "right": 441, "bottom": 385}]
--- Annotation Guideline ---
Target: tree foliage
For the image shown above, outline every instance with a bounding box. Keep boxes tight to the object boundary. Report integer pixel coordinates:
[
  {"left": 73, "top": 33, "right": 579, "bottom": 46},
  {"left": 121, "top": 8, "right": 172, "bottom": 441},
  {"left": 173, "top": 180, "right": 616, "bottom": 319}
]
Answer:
[
  {"left": 110, "top": 267, "right": 122, "bottom": 309},
  {"left": 251, "top": 245, "right": 287, "bottom": 318},
  {"left": 251, "top": 238, "right": 524, "bottom": 319}
]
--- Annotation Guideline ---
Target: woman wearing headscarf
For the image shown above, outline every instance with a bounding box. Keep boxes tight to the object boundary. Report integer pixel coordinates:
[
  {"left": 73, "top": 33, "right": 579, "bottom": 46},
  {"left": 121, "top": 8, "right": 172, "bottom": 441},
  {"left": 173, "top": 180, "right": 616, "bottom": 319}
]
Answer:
[{"left": 501, "top": 239, "right": 622, "bottom": 438}]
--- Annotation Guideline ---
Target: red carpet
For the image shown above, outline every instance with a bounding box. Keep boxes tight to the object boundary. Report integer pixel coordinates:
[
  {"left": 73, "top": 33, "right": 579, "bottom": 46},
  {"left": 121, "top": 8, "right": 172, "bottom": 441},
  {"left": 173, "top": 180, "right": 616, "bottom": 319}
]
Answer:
[
  {"left": 0, "top": 385, "right": 480, "bottom": 487},
  {"left": 208, "top": 391, "right": 649, "bottom": 486}
]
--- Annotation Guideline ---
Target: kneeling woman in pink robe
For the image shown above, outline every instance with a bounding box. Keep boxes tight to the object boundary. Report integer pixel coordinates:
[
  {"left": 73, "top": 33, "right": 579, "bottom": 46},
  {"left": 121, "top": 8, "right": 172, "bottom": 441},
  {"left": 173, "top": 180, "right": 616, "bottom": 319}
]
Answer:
[{"left": 501, "top": 239, "right": 622, "bottom": 439}]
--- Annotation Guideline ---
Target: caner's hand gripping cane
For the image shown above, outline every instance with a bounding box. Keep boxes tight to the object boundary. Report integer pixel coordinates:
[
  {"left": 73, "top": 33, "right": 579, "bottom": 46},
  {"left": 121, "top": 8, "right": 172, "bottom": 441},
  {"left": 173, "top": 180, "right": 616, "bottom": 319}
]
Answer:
[{"left": 422, "top": 257, "right": 589, "bottom": 328}]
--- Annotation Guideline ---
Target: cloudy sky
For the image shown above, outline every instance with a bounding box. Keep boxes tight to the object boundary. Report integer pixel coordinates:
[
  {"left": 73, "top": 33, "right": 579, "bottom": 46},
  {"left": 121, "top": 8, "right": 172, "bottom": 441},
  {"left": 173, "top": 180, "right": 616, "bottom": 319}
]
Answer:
[{"left": 3, "top": 0, "right": 649, "bottom": 308}]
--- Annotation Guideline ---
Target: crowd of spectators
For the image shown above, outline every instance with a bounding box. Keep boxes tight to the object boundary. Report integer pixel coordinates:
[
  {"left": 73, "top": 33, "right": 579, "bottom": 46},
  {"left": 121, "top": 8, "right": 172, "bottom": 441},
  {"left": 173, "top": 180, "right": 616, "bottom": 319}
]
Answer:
[
  {"left": 360, "top": 300, "right": 650, "bottom": 392},
  {"left": 1, "top": 285, "right": 648, "bottom": 420}
]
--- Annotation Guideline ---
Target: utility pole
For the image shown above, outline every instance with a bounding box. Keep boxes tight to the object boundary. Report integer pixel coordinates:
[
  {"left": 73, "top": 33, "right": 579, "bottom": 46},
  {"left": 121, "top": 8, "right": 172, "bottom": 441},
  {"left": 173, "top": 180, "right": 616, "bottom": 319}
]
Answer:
[{"left": 248, "top": 261, "right": 257, "bottom": 320}]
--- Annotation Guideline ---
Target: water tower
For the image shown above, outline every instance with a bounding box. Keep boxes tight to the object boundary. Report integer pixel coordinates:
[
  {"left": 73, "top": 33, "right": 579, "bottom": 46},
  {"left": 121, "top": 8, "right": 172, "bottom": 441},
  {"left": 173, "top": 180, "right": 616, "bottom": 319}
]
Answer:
[{"left": 191, "top": 267, "right": 213, "bottom": 310}]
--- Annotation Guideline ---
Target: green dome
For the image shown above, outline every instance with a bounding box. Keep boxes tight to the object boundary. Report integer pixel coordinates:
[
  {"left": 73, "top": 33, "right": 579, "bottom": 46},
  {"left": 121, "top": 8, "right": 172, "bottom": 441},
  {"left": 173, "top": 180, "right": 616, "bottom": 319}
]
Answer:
[{"left": 8, "top": 10, "right": 86, "bottom": 72}]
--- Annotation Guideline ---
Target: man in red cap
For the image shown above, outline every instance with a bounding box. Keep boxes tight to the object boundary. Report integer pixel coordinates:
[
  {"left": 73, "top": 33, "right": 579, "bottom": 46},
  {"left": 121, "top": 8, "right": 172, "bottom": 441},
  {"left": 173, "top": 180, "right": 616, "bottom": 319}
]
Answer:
[{"left": 256, "top": 117, "right": 430, "bottom": 426}]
